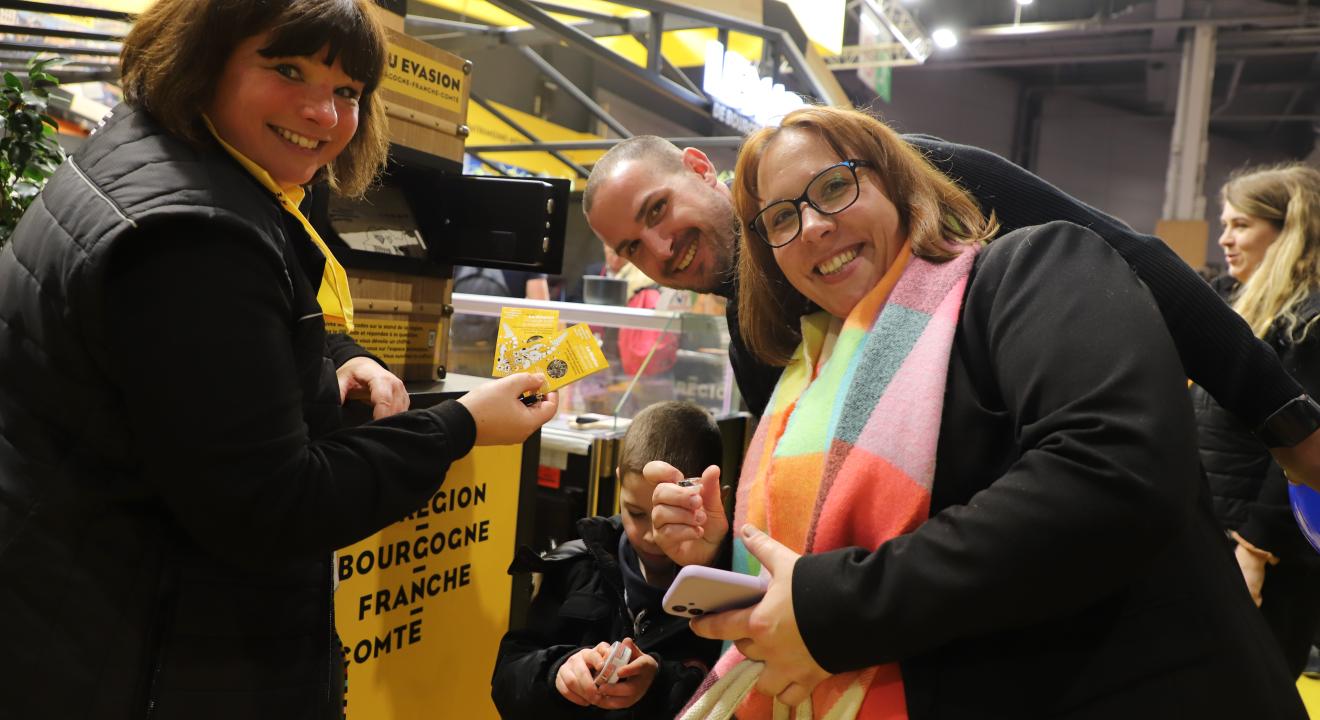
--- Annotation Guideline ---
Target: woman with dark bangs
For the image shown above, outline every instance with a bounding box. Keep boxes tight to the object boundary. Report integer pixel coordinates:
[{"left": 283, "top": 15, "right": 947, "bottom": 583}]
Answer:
[{"left": 0, "top": 1, "right": 556, "bottom": 717}]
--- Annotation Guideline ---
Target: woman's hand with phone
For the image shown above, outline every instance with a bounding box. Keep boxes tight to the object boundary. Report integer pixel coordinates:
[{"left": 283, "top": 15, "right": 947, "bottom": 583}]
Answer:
[{"left": 689, "top": 525, "right": 829, "bottom": 709}]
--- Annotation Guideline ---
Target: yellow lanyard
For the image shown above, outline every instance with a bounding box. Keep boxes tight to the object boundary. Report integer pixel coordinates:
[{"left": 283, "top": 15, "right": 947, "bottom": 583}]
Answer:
[{"left": 203, "top": 117, "right": 354, "bottom": 332}]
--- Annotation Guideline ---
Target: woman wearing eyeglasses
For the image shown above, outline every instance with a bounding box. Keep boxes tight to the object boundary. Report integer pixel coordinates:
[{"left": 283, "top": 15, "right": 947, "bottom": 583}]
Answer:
[{"left": 652, "top": 106, "right": 1305, "bottom": 719}]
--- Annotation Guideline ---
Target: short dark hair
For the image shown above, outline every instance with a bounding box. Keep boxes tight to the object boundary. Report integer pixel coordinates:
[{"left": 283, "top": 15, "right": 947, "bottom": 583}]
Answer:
[
  {"left": 582, "top": 135, "right": 686, "bottom": 215},
  {"left": 120, "top": 0, "right": 389, "bottom": 197},
  {"left": 617, "top": 401, "right": 722, "bottom": 480}
]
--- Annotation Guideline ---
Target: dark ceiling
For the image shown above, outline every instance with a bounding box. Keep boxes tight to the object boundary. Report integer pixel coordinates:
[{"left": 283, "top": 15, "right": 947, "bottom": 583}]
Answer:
[{"left": 841, "top": 0, "right": 1319, "bottom": 154}]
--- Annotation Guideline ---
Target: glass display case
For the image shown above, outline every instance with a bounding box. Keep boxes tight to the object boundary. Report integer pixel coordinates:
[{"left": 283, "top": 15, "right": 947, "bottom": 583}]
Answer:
[
  {"left": 448, "top": 293, "right": 751, "bottom": 552},
  {"left": 448, "top": 292, "right": 741, "bottom": 421}
]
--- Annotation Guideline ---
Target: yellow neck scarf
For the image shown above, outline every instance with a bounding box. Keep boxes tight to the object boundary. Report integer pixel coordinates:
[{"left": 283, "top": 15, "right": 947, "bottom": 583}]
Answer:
[{"left": 203, "top": 117, "right": 354, "bottom": 331}]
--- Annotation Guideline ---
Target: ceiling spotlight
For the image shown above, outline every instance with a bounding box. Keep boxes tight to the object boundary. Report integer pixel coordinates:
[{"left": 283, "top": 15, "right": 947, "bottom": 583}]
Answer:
[
  {"left": 1016, "top": 0, "right": 1034, "bottom": 5},
  {"left": 931, "top": 27, "right": 958, "bottom": 49}
]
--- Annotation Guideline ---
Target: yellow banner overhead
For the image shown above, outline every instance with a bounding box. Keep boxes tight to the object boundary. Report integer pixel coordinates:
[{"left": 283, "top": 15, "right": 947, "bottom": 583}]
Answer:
[
  {"left": 79, "top": 0, "right": 152, "bottom": 12},
  {"left": 780, "top": 0, "right": 846, "bottom": 55},
  {"left": 466, "top": 99, "right": 604, "bottom": 188},
  {"left": 383, "top": 43, "right": 465, "bottom": 113},
  {"left": 413, "top": 0, "right": 643, "bottom": 28},
  {"left": 597, "top": 28, "right": 764, "bottom": 69}
]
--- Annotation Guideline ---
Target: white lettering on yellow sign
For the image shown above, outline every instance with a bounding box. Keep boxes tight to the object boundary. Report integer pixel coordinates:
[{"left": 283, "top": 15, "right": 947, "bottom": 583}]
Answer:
[{"left": 384, "top": 44, "right": 464, "bottom": 113}]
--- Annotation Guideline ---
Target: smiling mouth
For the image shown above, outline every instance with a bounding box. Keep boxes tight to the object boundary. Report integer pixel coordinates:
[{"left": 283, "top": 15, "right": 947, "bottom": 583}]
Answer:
[
  {"left": 673, "top": 236, "right": 698, "bottom": 273},
  {"left": 270, "top": 124, "right": 324, "bottom": 150},
  {"left": 815, "top": 247, "right": 858, "bottom": 275}
]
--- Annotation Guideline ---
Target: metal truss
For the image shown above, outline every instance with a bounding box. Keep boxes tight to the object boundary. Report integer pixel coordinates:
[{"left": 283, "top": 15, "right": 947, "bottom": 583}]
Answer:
[{"left": 826, "top": 0, "right": 931, "bottom": 70}]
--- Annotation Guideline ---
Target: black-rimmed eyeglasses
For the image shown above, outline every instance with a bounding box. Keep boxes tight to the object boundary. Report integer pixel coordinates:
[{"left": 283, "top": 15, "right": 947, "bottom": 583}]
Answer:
[{"left": 750, "top": 160, "right": 872, "bottom": 248}]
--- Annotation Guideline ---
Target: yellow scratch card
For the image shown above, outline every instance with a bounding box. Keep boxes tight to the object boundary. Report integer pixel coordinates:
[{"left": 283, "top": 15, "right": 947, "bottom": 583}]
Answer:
[
  {"left": 529, "top": 322, "right": 610, "bottom": 392},
  {"left": 492, "top": 307, "right": 559, "bottom": 377}
]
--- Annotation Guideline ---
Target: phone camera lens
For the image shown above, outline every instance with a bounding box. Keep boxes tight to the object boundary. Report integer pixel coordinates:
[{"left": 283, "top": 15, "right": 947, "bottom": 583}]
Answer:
[
  {"left": 689, "top": 608, "right": 704, "bottom": 615},
  {"left": 672, "top": 605, "right": 686, "bottom": 613}
]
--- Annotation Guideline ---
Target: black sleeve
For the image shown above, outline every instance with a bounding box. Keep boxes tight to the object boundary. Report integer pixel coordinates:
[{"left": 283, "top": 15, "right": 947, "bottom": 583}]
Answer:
[
  {"left": 490, "top": 559, "right": 609, "bottom": 720},
  {"left": 103, "top": 225, "right": 476, "bottom": 569},
  {"left": 635, "top": 650, "right": 711, "bottom": 717},
  {"left": 792, "top": 224, "right": 1204, "bottom": 671},
  {"left": 907, "top": 135, "right": 1303, "bottom": 432},
  {"left": 325, "top": 332, "right": 380, "bottom": 369},
  {"left": 1237, "top": 321, "right": 1320, "bottom": 560},
  {"left": 724, "top": 286, "right": 782, "bottom": 417}
]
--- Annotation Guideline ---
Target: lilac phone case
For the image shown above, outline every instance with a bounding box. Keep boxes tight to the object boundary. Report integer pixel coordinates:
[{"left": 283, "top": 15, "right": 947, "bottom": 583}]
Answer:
[{"left": 662, "top": 565, "right": 769, "bottom": 618}]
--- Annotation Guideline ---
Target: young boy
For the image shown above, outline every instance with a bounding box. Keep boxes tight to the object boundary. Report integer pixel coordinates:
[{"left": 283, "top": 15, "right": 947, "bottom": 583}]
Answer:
[{"left": 491, "top": 401, "right": 724, "bottom": 718}]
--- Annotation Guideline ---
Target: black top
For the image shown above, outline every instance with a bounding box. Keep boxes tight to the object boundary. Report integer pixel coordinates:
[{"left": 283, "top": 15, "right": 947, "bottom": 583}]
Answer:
[
  {"left": 491, "top": 515, "right": 720, "bottom": 719},
  {"left": 789, "top": 224, "right": 1305, "bottom": 718},
  {"left": 0, "top": 103, "right": 477, "bottom": 718},
  {"left": 723, "top": 134, "right": 1304, "bottom": 437},
  {"left": 1192, "top": 282, "right": 1320, "bottom": 561}
]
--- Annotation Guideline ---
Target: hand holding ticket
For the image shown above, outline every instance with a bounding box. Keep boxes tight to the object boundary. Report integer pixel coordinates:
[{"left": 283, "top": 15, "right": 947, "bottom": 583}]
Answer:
[{"left": 491, "top": 308, "right": 610, "bottom": 398}]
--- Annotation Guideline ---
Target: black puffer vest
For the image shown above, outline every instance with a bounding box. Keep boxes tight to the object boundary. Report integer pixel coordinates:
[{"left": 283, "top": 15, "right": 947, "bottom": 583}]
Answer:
[
  {"left": 0, "top": 104, "right": 344, "bottom": 719},
  {"left": 1192, "top": 289, "right": 1320, "bottom": 542}
]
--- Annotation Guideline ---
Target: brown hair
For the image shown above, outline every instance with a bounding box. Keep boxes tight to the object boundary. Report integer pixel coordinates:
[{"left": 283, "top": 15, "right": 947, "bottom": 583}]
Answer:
[
  {"left": 617, "top": 401, "right": 722, "bottom": 480},
  {"left": 120, "top": 0, "right": 389, "bottom": 197},
  {"left": 733, "top": 106, "right": 998, "bottom": 365},
  {"left": 1221, "top": 163, "right": 1320, "bottom": 341}
]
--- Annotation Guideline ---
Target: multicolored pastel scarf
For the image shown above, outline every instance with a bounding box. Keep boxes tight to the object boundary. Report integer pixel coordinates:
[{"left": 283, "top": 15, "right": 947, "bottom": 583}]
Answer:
[{"left": 681, "top": 242, "right": 978, "bottom": 720}]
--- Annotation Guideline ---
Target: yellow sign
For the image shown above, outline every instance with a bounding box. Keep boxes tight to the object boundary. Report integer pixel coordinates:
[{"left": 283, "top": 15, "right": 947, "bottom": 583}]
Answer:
[
  {"left": 383, "top": 43, "right": 465, "bottom": 113},
  {"left": 336, "top": 444, "right": 525, "bottom": 720},
  {"left": 327, "top": 317, "right": 440, "bottom": 368}
]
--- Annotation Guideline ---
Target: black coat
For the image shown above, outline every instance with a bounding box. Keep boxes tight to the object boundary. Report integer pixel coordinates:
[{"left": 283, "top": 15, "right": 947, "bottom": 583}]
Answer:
[
  {"left": 1191, "top": 283, "right": 1320, "bottom": 674},
  {"left": 1193, "top": 286, "right": 1320, "bottom": 555},
  {"left": 491, "top": 515, "right": 720, "bottom": 719},
  {"left": 791, "top": 225, "right": 1306, "bottom": 718},
  {"left": 0, "top": 104, "right": 476, "bottom": 719}
]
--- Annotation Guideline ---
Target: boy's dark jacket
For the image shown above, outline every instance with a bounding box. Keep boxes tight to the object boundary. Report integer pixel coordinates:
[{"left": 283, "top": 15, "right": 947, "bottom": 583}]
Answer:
[{"left": 491, "top": 515, "right": 720, "bottom": 719}]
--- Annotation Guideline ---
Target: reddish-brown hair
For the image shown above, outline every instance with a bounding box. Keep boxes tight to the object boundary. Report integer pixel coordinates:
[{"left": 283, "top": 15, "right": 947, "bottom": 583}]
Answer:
[{"left": 733, "top": 106, "right": 997, "bottom": 365}]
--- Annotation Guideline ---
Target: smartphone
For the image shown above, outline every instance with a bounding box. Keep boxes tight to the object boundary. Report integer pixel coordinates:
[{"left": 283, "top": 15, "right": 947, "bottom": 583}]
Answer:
[
  {"left": 662, "top": 565, "right": 769, "bottom": 618},
  {"left": 592, "top": 641, "right": 632, "bottom": 687}
]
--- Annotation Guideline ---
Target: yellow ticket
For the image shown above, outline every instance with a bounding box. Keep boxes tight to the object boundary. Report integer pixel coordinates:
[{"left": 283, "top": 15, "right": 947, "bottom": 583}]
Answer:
[
  {"left": 528, "top": 322, "right": 610, "bottom": 392},
  {"left": 492, "top": 307, "right": 559, "bottom": 377}
]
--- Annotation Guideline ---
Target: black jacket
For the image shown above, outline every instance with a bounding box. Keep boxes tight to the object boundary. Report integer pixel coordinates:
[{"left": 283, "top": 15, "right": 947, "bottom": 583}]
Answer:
[
  {"left": 491, "top": 515, "right": 720, "bottom": 719},
  {"left": 1192, "top": 285, "right": 1320, "bottom": 560},
  {"left": 791, "top": 225, "right": 1306, "bottom": 719},
  {"left": 725, "top": 135, "right": 1302, "bottom": 428},
  {"left": 0, "top": 104, "right": 475, "bottom": 719}
]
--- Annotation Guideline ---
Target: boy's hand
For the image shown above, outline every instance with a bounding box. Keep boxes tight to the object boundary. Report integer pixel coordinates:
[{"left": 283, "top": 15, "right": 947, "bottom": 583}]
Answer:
[
  {"left": 554, "top": 643, "right": 609, "bottom": 706},
  {"left": 594, "top": 638, "right": 658, "bottom": 710},
  {"left": 650, "top": 462, "right": 727, "bottom": 567}
]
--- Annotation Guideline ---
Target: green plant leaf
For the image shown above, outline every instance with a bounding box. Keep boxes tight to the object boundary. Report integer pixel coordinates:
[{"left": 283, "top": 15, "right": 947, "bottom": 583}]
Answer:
[{"left": 3, "top": 73, "right": 19, "bottom": 90}]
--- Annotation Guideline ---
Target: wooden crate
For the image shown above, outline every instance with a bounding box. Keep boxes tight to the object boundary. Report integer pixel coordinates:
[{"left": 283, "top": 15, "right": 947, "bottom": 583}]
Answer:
[
  {"left": 379, "top": 28, "right": 471, "bottom": 164},
  {"left": 1155, "top": 219, "right": 1210, "bottom": 269},
  {"left": 336, "top": 270, "right": 452, "bottom": 382}
]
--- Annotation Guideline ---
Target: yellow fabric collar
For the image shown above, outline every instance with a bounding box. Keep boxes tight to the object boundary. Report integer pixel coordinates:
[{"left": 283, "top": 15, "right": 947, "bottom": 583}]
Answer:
[{"left": 202, "top": 116, "right": 354, "bottom": 331}]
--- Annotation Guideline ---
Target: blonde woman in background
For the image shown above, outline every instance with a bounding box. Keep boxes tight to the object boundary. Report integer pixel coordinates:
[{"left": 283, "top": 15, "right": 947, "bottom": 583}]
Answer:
[{"left": 1192, "top": 162, "right": 1320, "bottom": 677}]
